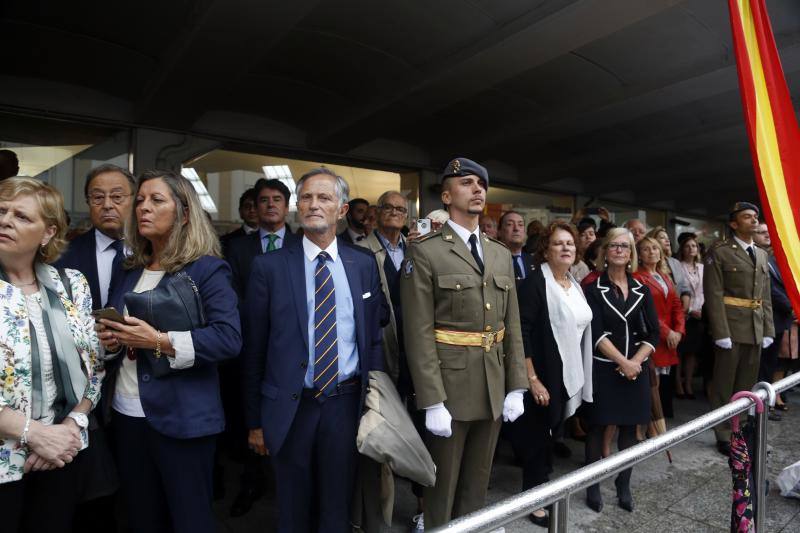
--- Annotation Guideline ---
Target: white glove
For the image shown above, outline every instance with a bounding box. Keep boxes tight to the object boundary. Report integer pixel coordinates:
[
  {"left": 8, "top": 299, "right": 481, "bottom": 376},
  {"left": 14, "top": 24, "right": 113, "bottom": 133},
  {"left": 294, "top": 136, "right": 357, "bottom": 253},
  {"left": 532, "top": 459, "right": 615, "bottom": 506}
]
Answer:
[
  {"left": 762, "top": 337, "right": 774, "bottom": 349},
  {"left": 715, "top": 337, "right": 733, "bottom": 350},
  {"left": 425, "top": 403, "right": 452, "bottom": 438},
  {"left": 502, "top": 390, "right": 525, "bottom": 422}
]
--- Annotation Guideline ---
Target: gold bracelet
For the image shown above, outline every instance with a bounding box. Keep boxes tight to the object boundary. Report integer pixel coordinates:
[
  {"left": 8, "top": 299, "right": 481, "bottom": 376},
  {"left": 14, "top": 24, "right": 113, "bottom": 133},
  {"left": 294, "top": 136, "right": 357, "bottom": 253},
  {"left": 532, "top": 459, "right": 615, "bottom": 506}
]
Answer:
[{"left": 155, "top": 331, "right": 162, "bottom": 359}]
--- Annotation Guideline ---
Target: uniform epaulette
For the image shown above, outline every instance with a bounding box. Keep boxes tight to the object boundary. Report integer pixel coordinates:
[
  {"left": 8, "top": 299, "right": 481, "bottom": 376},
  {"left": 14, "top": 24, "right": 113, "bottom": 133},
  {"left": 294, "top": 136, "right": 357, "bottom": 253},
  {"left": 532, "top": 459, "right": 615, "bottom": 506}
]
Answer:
[
  {"left": 484, "top": 234, "right": 508, "bottom": 248},
  {"left": 411, "top": 229, "right": 441, "bottom": 244}
]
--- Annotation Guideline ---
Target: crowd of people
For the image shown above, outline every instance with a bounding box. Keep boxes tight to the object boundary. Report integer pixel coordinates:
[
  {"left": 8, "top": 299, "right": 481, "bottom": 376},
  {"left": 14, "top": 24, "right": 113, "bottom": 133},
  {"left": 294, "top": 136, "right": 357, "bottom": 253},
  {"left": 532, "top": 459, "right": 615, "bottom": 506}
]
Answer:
[{"left": 0, "top": 156, "right": 795, "bottom": 533}]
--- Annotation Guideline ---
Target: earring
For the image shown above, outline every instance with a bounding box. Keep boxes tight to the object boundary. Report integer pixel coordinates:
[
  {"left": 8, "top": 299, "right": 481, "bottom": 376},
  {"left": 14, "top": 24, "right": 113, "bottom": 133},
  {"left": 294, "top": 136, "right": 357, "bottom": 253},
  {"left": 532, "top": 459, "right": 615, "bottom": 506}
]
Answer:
[
  {"left": 627, "top": 261, "right": 632, "bottom": 271},
  {"left": 603, "top": 261, "right": 608, "bottom": 269}
]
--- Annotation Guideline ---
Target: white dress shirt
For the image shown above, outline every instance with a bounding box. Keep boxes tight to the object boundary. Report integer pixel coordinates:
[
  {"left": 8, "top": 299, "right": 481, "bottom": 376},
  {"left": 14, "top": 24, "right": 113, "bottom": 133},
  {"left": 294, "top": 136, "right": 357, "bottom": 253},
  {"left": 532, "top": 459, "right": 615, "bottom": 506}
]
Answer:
[
  {"left": 733, "top": 234, "right": 757, "bottom": 261},
  {"left": 446, "top": 219, "right": 483, "bottom": 261}
]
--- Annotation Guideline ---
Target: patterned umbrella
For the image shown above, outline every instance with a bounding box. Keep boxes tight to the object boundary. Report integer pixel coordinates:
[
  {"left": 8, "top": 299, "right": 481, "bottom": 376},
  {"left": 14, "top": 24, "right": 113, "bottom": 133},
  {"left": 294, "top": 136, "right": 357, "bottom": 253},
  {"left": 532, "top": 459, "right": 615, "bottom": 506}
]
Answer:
[
  {"left": 647, "top": 365, "right": 673, "bottom": 463},
  {"left": 728, "top": 392, "right": 765, "bottom": 533}
]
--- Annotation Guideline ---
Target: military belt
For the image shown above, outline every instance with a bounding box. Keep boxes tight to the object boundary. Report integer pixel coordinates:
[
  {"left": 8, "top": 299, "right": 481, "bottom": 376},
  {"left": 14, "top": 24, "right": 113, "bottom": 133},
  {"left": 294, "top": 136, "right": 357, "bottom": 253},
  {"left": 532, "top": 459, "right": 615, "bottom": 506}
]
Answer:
[
  {"left": 723, "top": 296, "right": 762, "bottom": 309},
  {"left": 434, "top": 328, "right": 505, "bottom": 352}
]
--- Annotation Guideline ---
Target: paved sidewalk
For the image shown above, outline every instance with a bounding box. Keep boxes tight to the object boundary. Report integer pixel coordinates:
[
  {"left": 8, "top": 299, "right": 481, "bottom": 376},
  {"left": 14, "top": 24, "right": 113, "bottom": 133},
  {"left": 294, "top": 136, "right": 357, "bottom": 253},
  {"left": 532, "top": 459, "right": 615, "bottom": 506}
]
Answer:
[
  {"left": 213, "top": 389, "right": 800, "bottom": 532},
  {"left": 385, "top": 391, "right": 800, "bottom": 533}
]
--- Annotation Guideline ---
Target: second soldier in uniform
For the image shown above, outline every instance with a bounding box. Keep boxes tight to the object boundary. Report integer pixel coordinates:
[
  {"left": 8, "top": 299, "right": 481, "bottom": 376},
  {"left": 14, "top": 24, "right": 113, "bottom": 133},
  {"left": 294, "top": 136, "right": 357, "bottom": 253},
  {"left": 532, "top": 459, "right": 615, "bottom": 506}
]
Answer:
[
  {"left": 401, "top": 158, "right": 528, "bottom": 528},
  {"left": 704, "top": 202, "right": 774, "bottom": 455}
]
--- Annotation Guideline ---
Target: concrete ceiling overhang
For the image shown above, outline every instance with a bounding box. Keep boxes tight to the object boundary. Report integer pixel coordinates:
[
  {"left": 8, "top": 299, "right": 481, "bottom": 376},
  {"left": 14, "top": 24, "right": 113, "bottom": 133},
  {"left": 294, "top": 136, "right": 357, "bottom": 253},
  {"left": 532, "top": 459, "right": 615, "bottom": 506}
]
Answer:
[{"left": 2, "top": 0, "right": 800, "bottom": 217}]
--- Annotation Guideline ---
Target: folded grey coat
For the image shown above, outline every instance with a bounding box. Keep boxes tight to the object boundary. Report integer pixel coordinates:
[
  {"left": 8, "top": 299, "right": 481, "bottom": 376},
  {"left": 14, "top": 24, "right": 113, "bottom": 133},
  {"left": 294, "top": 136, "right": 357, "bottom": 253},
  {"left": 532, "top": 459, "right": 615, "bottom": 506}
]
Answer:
[{"left": 357, "top": 370, "right": 436, "bottom": 487}]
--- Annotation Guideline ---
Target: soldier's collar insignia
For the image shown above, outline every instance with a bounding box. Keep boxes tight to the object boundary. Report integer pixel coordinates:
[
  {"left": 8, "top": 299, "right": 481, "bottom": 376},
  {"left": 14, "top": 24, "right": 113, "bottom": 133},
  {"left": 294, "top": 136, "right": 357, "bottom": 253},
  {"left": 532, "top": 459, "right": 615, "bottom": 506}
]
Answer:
[{"left": 444, "top": 234, "right": 453, "bottom": 241}]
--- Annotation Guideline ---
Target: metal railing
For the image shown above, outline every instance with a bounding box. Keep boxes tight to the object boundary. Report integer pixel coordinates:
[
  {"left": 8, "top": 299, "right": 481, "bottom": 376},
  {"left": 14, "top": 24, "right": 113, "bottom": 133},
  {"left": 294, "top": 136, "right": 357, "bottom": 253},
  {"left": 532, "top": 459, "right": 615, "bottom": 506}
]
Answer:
[{"left": 431, "top": 371, "right": 800, "bottom": 532}]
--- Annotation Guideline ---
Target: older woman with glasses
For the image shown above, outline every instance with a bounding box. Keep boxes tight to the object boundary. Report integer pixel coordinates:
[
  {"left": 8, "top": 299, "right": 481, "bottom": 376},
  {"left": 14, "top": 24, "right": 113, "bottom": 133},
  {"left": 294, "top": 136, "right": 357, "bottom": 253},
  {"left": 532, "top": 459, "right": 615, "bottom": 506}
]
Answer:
[
  {"left": 0, "top": 177, "right": 104, "bottom": 532},
  {"left": 582, "top": 228, "right": 659, "bottom": 513}
]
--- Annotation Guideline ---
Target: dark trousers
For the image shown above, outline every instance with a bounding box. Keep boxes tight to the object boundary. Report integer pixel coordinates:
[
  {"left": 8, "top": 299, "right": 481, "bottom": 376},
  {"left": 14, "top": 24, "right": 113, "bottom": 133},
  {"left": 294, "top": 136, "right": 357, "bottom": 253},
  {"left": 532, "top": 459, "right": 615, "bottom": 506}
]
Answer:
[
  {"left": 1, "top": 446, "right": 89, "bottom": 533},
  {"left": 658, "top": 367, "right": 676, "bottom": 419},
  {"left": 113, "top": 413, "right": 217, "bottom": 533},
  {"left": 273, "top": 386, "right": 360, "bottom": 533},
  {"left": 509, "top": 392, "right": 553, "bottom": 491},
  {"left": 758, "top": 334, "right": 782, "bottom": 383}
]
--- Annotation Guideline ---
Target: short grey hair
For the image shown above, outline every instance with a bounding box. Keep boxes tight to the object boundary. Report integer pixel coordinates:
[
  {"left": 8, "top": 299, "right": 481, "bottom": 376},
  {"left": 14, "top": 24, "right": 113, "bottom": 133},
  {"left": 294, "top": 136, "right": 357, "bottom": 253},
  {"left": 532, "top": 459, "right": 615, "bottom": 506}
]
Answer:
[
  {"left": 295, "top": 167, "right": 350, "bottom": 208},
  {"left": 377, "top": 190, "right": 407, "bottom": 208}
]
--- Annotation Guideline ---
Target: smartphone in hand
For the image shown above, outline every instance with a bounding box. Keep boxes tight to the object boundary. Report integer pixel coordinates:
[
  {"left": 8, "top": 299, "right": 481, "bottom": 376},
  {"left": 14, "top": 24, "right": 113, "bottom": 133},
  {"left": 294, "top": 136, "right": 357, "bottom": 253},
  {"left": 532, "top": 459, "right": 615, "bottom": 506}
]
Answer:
[{"left": 91, "top": 307, "right": 126, "bottom": 324}]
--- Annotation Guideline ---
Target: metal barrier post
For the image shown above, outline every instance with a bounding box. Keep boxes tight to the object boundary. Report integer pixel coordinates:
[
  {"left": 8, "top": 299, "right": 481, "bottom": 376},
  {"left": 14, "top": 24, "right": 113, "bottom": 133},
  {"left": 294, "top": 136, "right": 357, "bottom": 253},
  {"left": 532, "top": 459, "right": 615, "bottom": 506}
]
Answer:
[
  {"left": 752, "top": 382, "right": 776, "bottom": 532},
  {"left": 548, "top": 496, "right": 569, "bottom": 532}
]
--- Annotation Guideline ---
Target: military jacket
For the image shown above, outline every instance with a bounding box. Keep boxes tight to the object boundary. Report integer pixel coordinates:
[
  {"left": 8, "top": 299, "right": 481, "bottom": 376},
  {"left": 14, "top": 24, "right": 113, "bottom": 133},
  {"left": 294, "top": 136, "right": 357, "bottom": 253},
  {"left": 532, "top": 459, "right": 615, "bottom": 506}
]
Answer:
[
  {"left": 703, "top": 239, "right": 775, "bottom": 345},
  {"left": 399, "top": 222, "right": 528, "bottom": 421}
]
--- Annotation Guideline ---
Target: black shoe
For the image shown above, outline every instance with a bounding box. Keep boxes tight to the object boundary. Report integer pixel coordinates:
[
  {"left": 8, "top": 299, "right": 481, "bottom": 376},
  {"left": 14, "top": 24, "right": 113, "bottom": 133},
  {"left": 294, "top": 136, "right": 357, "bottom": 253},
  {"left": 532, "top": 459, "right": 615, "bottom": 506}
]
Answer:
[
  {"left": 553, "top": 441, "right": 572, "bottom": 459},
  {"left": 615, "top": 477, "right": 634, "bottom": 512},
  {"left": 230, "top": 484, "right": 266, "bottom": 517},
  {"left": 717, "top": 441, "right": 731, "bottom": 456},
  {"left": 768, "top": 409, "right": 783, "bottom": 421},
  {"left": 528, "top": 511, "right": 550, "bottom": 528},
  {"left": 586, "top": 485, "right": 603, "bottom": 513}
]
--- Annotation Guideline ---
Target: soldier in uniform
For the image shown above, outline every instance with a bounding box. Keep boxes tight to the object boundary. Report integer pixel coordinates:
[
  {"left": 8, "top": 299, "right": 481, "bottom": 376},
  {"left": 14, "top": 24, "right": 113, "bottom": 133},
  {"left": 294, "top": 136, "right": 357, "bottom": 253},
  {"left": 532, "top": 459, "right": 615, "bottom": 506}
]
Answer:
[
  {"left": 400, "top": 157, "right": 528, "bottom": 528},
  {"left": 704, "top": 202, "right": 774, "bottom": 455}
]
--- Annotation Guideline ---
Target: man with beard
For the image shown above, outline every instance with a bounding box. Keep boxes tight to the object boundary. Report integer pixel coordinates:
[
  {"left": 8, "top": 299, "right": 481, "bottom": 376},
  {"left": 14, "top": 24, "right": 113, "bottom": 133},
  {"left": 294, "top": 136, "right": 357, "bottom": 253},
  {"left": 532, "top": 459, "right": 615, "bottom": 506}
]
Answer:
[
  {"left": 401, "top": 157, "right": 527, "bottom": 527},
  {"left": 339, "top": 197, "right": 370, "bottom": 244}
]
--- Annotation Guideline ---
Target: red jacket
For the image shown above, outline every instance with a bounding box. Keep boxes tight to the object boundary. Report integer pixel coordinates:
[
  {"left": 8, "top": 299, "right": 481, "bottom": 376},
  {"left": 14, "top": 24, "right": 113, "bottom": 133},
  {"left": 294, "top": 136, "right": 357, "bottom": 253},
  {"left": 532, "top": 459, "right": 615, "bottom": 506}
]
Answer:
[{"left": 634, "top": 270, "right": 685, "bottom": 367}]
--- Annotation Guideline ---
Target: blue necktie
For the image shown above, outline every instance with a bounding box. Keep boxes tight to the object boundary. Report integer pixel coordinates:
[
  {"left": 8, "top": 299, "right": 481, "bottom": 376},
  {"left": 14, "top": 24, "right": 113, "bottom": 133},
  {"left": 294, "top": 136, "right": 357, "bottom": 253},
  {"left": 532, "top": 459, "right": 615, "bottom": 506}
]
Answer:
[
  {"left": 108, "top": 240, "right": 125, "bottom": 306},
  {"left": 313, "top": 252, "right": 339, "bottom": 397}
]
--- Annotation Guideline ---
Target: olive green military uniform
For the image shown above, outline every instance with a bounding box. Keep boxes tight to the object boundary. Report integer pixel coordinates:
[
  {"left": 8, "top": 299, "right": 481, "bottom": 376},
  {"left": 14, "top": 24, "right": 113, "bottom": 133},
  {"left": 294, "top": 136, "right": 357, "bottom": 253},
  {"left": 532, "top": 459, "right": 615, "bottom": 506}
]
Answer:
[
  {"left": 704, "top": 238, "right": 774, "bottom": 442},
  {"left": 400, "top": 221, "right": 528, "bottom": 527}
]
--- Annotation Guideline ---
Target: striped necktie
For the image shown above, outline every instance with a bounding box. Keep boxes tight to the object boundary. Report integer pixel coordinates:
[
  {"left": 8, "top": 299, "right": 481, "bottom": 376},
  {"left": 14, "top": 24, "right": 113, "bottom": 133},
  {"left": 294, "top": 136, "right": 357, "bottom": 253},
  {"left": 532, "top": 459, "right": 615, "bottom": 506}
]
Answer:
[{"left": 313, "top": 252, "right": 339, "bottom": 397}]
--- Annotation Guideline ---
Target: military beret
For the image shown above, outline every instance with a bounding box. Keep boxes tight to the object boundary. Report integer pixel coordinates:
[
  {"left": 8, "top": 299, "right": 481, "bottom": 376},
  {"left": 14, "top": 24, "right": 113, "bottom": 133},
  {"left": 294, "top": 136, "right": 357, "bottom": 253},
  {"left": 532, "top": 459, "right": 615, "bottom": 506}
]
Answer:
[
  {"left": 729, "top": 201, "right": 760, "bottom": 220},
  {"left": 441, "top": 157, "right": 489, "bottom": 190}
]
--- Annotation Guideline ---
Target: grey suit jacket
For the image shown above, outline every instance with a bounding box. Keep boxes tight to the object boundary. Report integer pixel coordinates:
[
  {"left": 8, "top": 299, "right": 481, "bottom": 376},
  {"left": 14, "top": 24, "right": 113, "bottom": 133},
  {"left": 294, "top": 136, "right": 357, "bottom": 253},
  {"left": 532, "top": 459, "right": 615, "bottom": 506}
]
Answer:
[{"left": 357, "top": 231, "right": 404, "bottom": 383}]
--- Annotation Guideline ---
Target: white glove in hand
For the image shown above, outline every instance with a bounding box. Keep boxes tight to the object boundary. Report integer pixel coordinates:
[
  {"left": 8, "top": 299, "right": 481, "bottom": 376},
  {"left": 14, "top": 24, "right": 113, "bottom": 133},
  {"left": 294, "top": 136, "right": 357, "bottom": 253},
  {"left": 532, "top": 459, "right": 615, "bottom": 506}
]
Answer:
[
  {"left": 425, "top": 403, "right": 453, "bottom": 438},
  {"left": 715, "top": 337, "right": 733, "bottom": 350},
  {"left": 502, "top": 390, "right": 525, "bottom": 422},
  {"left": 762, "top": 337, "right": 774, "bottom": 349}
]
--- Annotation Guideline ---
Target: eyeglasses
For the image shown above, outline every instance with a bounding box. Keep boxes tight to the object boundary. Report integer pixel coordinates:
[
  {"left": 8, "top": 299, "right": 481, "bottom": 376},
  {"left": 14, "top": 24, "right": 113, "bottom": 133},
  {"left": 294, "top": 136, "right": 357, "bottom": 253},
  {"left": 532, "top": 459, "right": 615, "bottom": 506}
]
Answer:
[
  {"left": 607, "top": 243, "right": 631, "bottom": 251},
  {"left": 87, "top": 193, "right": 132, "bottom": 206},
  {"left": 380, "top": 204, "right": 408, "bottom": 214}
]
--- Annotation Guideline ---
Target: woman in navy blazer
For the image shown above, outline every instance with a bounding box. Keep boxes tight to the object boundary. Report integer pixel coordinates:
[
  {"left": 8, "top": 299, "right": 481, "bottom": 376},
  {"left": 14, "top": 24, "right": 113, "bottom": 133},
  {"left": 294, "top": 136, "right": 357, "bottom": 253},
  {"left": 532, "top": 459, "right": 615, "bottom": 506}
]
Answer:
[{"left": 97, "top": 170, "right": 241, "bottom": 533}]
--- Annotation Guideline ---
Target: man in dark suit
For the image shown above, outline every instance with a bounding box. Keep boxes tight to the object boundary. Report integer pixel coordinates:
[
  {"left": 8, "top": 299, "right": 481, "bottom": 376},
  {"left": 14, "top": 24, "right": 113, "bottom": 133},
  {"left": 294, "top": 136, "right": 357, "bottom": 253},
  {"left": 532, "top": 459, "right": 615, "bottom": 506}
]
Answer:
[
  {"left": 220, "top": 178, "right": 299, "bottom": 516},
  {"left": 225, "top": 178, "right": 299, "bottom": 301},
  {"left": 338, "top": 197, "right": 369, "bottom": 244},
  {"left": 55, "top": 163, "right": 135, "bottom": 310},
  {"left": 220, "top": 187, "right": 258, "bottom": 252},
  {"left": 498, "top": 210, "right": 535, "bottom": 286},
  {"left": 243, "top": 168, "right": 384, "bottom": 533}
]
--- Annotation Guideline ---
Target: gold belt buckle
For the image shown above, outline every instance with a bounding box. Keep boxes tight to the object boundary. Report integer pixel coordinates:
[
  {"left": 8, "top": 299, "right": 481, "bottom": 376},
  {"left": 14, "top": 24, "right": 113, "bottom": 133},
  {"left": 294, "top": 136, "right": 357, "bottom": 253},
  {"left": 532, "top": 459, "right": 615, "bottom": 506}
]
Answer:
[{"left": 481, "top": 332, "right": 496, "bottom": 352}]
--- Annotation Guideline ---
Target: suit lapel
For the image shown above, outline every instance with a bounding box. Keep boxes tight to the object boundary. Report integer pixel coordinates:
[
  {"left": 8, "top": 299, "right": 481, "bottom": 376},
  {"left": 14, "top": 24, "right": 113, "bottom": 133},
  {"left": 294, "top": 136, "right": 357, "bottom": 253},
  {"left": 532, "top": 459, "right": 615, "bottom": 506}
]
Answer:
[
  {"left": 442, "top": 223, "right": 482, "bottom": 275},
  {"left": 286, "top": 244, "right": 309, "bottom": 353},
  {"left": 82, "top": 230, "right": 102, "bottom": 308},
  {"left": 624, "top": 276, "right": 645, "bottom": 317},
  {"left": 340, "top": 245, "right": 366, "bottom": 358}
]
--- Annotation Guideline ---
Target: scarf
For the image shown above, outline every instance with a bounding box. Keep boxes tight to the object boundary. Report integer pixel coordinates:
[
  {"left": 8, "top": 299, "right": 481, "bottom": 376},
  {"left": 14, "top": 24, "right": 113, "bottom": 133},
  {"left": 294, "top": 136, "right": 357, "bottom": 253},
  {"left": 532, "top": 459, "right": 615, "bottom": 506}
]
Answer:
[
  {"left": 541, "top": 263, "right": 594, "bottom": 418},
  {"left": 28, "top": 263, "right": 87, "bottom": 422}
]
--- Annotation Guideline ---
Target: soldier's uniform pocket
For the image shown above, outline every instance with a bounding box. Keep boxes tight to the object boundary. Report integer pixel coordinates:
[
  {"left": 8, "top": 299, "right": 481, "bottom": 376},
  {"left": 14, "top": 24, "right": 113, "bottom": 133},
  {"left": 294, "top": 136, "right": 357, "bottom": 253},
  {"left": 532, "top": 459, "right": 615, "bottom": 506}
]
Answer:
[
  {"left": 722, "top": 264, "right": 743, "bottom": 288},
  {"left": 493, "top": 274, "right": 513, "bottom": 315},
  {"left": 437, "top": 274, "right": 479, "bottom": 322}
]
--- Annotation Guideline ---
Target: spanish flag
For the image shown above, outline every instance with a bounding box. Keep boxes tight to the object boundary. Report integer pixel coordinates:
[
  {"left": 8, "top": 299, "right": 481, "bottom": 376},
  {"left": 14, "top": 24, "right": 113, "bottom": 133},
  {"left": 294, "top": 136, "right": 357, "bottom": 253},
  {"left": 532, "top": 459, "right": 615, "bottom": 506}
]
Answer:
[{"left": 729, "top": 0, "right": 800, "bottom": 316}]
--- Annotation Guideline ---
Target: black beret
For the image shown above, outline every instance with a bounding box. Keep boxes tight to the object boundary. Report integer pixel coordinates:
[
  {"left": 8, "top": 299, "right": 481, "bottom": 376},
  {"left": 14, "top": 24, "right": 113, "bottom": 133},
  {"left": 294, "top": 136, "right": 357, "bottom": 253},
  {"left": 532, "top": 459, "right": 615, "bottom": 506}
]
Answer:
[
  {"left": 441, "top": 157, "right": 489, "bottom": 190},
  {"left": 729, "top": 201, "right": 760, "bottom": 220}
]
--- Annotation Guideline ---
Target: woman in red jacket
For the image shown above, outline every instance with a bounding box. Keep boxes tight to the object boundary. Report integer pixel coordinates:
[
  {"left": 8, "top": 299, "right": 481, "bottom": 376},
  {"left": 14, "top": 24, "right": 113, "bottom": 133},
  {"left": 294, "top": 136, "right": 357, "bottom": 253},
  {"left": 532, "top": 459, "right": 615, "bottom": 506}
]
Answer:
[{"left": 635, "top": 236, "right": 685, "bottom": 418}]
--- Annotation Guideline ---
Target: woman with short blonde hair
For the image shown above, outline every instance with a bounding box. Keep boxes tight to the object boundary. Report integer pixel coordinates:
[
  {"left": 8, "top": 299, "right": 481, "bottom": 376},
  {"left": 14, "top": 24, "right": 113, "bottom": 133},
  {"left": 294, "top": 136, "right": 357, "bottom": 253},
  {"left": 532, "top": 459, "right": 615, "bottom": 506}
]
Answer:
[{"left": 0, "top": 177, "right": 104, "bottom": 532}]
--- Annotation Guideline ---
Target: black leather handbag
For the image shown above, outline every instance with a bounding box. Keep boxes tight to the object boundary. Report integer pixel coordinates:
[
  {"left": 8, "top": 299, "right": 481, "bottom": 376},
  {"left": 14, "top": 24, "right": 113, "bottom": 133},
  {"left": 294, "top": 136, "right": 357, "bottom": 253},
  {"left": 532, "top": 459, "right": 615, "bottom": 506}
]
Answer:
[{"left": 124, "top": 271, "right": 206, "bottom": 377}]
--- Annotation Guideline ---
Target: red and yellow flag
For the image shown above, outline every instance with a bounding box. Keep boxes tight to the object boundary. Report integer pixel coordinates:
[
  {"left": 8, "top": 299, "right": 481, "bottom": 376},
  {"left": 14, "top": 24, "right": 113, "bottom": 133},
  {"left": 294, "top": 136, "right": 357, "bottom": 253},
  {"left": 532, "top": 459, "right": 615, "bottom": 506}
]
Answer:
[{"left": 729, "top": 0, "right": 800, "bottom": 316}]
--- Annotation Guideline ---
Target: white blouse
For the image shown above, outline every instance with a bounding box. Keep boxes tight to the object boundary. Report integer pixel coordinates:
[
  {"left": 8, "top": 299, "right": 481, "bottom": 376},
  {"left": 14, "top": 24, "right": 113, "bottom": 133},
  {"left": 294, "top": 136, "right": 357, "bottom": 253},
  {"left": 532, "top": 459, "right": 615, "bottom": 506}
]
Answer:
[{"left": 559, "top": 283, "right": 593, "bottom": 341}]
